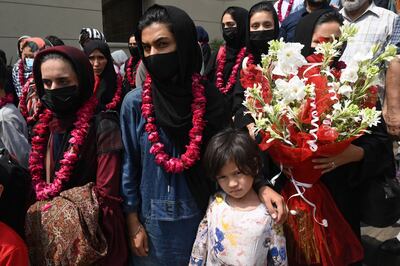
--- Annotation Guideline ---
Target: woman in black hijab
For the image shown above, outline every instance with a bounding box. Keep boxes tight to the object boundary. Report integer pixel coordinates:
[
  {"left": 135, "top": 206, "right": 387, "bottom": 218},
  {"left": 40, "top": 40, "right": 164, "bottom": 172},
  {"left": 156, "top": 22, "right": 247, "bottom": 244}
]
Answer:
[
  {"left": 205, "top": 7, "right": 248, "bottom": 119},
  {"left": 26, "top": 46, "right": 128, "bottom": 265},
  {"left": 196, "top": 25, "right": 212, "bottom": 70},
  {"left": 84, "top": 40, "right": 122, "bottom": 112},
  {"left": 233, "top": 1, "right": 280, "bottom": 130},
  {"left": 120, "top": 4, "right": 286, "bottom": 264}
]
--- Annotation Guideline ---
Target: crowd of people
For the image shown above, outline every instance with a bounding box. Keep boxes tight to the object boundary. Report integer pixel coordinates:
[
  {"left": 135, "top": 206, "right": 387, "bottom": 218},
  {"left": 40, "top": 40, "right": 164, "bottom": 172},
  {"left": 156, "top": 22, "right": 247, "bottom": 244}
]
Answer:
[{"left": 0, "top": 0, "right": 399, "bottom": 265}]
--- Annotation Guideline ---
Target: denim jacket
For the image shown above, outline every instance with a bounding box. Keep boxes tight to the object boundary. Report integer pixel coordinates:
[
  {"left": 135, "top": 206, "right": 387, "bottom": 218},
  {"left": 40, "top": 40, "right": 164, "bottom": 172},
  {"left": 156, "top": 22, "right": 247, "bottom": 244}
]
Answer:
[{"left": 120, "top": 88, "right": 201, "bottom": 222}]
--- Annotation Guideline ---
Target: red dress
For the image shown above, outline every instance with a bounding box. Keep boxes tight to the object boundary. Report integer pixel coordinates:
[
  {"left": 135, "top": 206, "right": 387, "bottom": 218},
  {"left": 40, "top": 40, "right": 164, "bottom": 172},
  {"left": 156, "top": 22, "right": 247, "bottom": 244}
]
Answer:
[{"left": 0, "top": 222, "right": 29, "bottom": 266}]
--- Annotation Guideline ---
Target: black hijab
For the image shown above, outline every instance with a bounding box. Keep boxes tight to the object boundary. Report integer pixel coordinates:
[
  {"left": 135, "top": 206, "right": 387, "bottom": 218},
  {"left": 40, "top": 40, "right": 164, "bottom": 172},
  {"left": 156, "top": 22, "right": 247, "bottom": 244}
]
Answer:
[
  {"left": 83, "top": 40, "right": 117, "bottom": 110},
  {"left": 221, "top": 7, "right": 248, "bottom": 81},
  {"left": 33, "top": 46, "right": 94, "bottom": 103},
  {"left": 136, "top": 5, "right": 229, "bottom": 211},
  {"left": 294, "top": 9, "right": 331, "bottom": 57},
  {"left": 246, "top": 1, "right": 279, "bottom": 64}
]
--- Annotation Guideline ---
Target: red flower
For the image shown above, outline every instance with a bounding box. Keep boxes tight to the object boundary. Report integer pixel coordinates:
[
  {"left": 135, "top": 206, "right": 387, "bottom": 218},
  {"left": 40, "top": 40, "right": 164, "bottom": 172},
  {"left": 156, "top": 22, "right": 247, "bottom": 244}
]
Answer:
[
  {"left": 299, "top": 98, "right": 313, "bottom": 124},
  {"left": 317, "top": 125, "right": 339, "bottom": 143},
  {"left": 292, "top": 132, "right": 314, "bottom": 148}
]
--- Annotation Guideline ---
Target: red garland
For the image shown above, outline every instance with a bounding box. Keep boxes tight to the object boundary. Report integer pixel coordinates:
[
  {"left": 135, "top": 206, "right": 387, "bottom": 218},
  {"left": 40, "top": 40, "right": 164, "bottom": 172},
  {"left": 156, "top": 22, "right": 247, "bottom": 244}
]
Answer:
[
  {"left": 125, "top": 57, "right": 141, "bottom": 88},
  {"left": 105, "top": 74, "right": 123, "bottom": 110},
  {"left": 215, "top": 46, "right": 246, "bottom": 94},
  {"left": 277, "top": 0, "right": 295, "bottom": 23},
  {"left": 29, "top": 95, "right": 99, "bottom": 200},
  {"left": 18, "top": 59, "right": 26, "bottom": 89},
  {"left": 141, "top": 73, "right": 207, "bottom": 173},
  {"left": 19, "top": 77, "right": 43, "bottom": 125},
  {"left": 0, "top": 93, "right": 14, "bottom": 109}
]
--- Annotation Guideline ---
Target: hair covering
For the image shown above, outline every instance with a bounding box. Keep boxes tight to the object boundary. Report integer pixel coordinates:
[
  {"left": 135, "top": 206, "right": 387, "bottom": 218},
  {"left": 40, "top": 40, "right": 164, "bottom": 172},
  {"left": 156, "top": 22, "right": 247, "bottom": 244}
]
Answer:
[
  {"left": 246, "top": 1, "right": 279, "bottom": 64},
  {"left": 33, "top": 46, "right": 94, "bottom": 106},
  {"left": 196, "top": 25, "right": 209, "bottom": 43},
  {"left": 83, "top": 40, "right": 117, "bottom": 110},
  {"left": 79, "top": 28, "right": 106, "bottom": 47},
  {"left": 294, "top": 9, "right": 332, "bottom": 57},
  {"left": 111, "top": 50, "right": 128, "bottom": 67},
  {"left": 17, "top": 35, "right": 30, "bottom": 57},
  {"left": 22, "top": 37, "right": 46, "bottom": 53},
  {"left": 223, "top": 6, "right": 248, "bottom": 49},
  {"left": 136, "top": 4, "right": 230, "bottom": 211}
]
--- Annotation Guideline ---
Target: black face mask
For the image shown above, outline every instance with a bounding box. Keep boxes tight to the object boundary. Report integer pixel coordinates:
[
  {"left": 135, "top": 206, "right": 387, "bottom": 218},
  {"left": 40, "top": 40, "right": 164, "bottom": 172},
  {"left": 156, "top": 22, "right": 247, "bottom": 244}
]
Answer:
[
  {"left": 223, "top": 27, "right": 239, "bottom": 47},
  {"left": 129, "top": 46, "right": 139, "bottom": 58},
  {"left": 41, "top": 85, "right": 81, "bottom": 117},
  {"left": 249, "top": 30, "right": 276, "bottom": 54},
  {"left": 143, "top": 51, "right": 179, "bottom": 81}
]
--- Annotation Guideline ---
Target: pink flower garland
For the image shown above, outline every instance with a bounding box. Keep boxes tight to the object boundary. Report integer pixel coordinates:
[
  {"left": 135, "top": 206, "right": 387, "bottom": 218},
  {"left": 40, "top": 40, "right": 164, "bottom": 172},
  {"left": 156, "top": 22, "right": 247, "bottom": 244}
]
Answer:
[
  {"left": 125, "top": 57, "right": 141, "bottom": 88},
  {"left": 277, "top": 0, "right": 294, "bottom": 23},
  {"left": 29, "top": 95, "right": 99, "bottom": 200},
  {"left": 141, "top": 73, "right": 207, "bottom": 173},
  {"left": 105, "top": 73, "right": 123, "bottom": 110},
  {"left": 215, "top": 46, "right": 247, "bottom": 94},
  {"left": 0, "top": 93, "right": 14, "bottom": 109},
  {"left": 19, "top": 77, "right": 43, "bottom": 125}
]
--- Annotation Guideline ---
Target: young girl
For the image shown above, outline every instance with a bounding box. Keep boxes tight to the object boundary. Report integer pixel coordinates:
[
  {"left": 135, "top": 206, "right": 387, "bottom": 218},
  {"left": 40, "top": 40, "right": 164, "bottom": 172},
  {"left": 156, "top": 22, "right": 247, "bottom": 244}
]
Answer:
[{"left": 190, "top": 128, "right": 287, "bottom": 266}]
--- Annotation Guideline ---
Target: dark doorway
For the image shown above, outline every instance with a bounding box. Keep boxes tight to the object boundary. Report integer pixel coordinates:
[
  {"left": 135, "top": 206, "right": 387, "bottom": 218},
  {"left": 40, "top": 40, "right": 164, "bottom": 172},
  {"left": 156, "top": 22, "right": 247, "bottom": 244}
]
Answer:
[{"left": 102, "top": 0, "right": 142, "bottom": 43}]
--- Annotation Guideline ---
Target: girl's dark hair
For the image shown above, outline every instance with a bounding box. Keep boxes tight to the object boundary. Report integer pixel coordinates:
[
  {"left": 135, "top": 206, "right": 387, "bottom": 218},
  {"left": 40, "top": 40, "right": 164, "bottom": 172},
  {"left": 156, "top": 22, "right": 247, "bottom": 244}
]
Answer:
[
  {"left": 203, "top": 128, "right": 262, "bottom": 182},
  {"left": 0, "top": 60, "right": 6, "bottom": 89},
  {"left": 222, "top": 6, "right": 239, "bottom": 21},
  {"left": 45, "top": 35, "right": 65, "bottom": 46},
  {"left": 248, "top": 1, "right": 279, "bottom": 38},
  {"left": 137, "top": 4, "right": 173, "bottom": 33},
  {"left": 315, "top": 10, "right": 344, "bottom": 26}
]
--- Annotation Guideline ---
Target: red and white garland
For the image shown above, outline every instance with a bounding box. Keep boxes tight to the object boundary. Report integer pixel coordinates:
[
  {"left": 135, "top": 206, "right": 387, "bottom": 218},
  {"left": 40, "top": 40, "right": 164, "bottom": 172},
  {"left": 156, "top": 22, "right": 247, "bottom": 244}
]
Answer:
[
  {"left": 29, "top": 95, "right": 98, "bottom": 200},
  {"left": 125, "top": 57, "right": 141, "bottom": 88},
  {"left": 277, "top": 0, "right": 295, "bottom": 23},
  {"left": 0, "top": 93, "right": 14, "bottom": 109},
  {"left": 19, "top": 77, "right": 43, "bottom": 125},
  {"left": 215, "top": 46, "right": 246, "bottom": 94},
  {"left": 141, "top": 73, "right": 206, "bottom": 173},
  {"left": 18, "top": 59, "right": 26, "bottom": 89}
]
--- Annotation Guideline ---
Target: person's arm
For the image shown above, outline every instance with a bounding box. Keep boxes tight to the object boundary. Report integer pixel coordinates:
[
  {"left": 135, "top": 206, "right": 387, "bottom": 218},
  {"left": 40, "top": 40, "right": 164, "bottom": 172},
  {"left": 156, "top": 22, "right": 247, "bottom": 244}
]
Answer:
[
  {"left": 0, "top": 111, "right": 30, "bottom": 168},
  {"left": 120, "top": 93, "right": 148, "bottom": 256},
  {"left": 258, "top": 186, "right": 288, "bottom": 225},
  {"left": 384, "top": 56, "right": 400, "bottom": 137},
  {"left": 189, "top": 208, "right": 209, "bottom": 266}
]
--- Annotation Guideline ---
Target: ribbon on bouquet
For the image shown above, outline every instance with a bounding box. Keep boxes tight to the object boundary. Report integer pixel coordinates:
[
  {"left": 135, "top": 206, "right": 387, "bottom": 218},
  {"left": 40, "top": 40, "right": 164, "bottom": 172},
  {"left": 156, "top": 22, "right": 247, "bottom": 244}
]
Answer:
[{"left": 287, "top": 173, "right": 328, "bottom": 228}]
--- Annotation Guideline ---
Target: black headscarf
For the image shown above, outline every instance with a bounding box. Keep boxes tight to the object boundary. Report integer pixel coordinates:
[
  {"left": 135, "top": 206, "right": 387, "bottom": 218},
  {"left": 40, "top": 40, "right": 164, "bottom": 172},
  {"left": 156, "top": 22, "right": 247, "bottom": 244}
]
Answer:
[
  {"left": 294, "top": 9, "right": 332, "bottom": 57},
  {"left": 136, "top": 5, "right": 230, "bottom": 211},
  {"left": 83, "top": 40, "right": 117, "bottom": 110},
  {"left": 136, "top": 5, "right": 204, "bottom": 141},
  {"left": 33, "top": 46, "right": 94, "bottom": 104},
  {"left": 246, "top": 1, "right": 279, "bottom": 64},
  {"left": 221, "top": 7, "right": 248, "bottom": 81}
]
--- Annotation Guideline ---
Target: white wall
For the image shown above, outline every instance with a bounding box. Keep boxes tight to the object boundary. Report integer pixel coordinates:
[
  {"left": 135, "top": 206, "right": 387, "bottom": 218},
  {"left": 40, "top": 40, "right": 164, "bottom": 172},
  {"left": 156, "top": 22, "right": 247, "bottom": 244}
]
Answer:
[
  {"left": 142, "top": 0, "right": 265, "bottom": 42},
  {"left": 0, "top": 0, "right": 102, "bottom": 65}
]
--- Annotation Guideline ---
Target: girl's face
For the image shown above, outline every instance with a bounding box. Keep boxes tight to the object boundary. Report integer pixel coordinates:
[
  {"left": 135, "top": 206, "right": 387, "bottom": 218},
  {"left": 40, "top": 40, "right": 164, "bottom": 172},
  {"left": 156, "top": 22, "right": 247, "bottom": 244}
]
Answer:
[
  {"left": 88, "top": 49, "right": 107, "bottom": 76},
  {"left": 249, "top": 11, "right": 275, "bottom": 32},
  {"left": 222, "top": 13, "right": 237, "bottom": 28},
  {"left": 311, "top": 21, "right": 341, "bottom": 48},
  {"left": 41, "top": 58, "right": 78, "bottom": 90},
  {"left": 216, "top": 160, "right": 254, "bottom": 199},
  {"left": 141, "top": 23, "right": 177, "bottom": 57}
]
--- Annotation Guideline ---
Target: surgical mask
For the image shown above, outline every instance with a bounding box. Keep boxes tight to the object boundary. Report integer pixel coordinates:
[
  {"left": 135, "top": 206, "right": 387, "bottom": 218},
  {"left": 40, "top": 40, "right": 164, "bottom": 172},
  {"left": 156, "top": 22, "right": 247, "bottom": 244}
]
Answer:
[
  {"left": 129, "top": 46, "right": 140, "bottom": 58},
  {"left": 223, "top": 27, "right": 239, "bottom": 47},
  {"left": 249, "top": 30, "right": 276, "bottom": 55},
  {"left": 143, "top": 51, "right": 179, "bottom": 81},
  {"left": 25, "top": 58, "right": 34, "bottom": 70},
  {"left": 41, "top": 85, "right": 81, "bottom": 117}
]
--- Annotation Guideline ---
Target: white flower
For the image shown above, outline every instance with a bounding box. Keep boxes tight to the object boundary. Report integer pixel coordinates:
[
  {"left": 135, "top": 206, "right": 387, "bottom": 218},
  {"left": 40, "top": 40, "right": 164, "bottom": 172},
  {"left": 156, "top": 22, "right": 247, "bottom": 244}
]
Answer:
[
  {"left": 340, "top": 65, "right": 358, "bottom": 83},
  {"left": 275, "top": 76, "right": 307, "bottom": 104},
  {"left": 272, "top": 43, "right": 307, "bottom": 76},
  {"left": 338, "top": 85, "right": 353, "bottom": 98},
  {"left": 333, "top": 102, "right": 342, "bottom": 110}
]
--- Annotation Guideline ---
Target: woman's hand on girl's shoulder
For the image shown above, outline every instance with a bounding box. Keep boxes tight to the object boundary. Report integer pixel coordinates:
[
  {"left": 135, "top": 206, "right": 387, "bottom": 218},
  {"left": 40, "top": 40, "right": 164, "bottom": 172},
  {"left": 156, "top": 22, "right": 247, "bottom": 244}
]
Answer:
[{"left": 259, "top": 186, "right": 288, "bottom": 225}]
